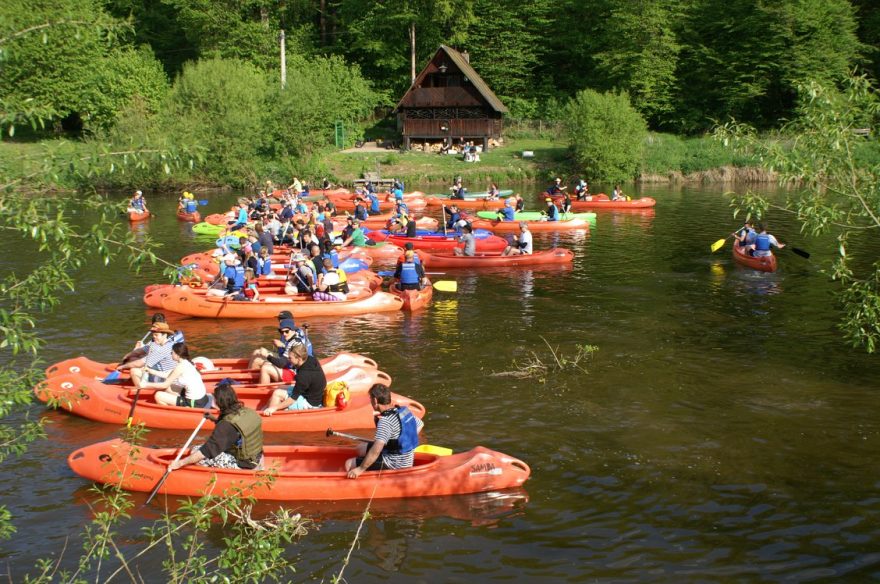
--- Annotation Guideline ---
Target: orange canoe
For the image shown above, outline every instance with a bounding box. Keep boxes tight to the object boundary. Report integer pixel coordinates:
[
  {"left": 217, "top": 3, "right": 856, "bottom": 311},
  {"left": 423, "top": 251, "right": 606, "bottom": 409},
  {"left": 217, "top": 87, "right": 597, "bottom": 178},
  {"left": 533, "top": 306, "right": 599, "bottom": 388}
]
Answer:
[
  {"left": 68, "top": 439, "right": 531, "bottom": 501},
  {"left": 389, "top": 281, "right": 433, "bottom": 312},
  {"left": 382, "top": 233, "right": 509, "bottom": 253},
  {"left": 550, "top": 193, "right": 657, "bottom": 210},
  {"left": 732, "top": 244, "right": 777, "bottom": 272},
  {"left": 420, "top": 248, "right": 574, "bottom": 268},
  {"left": 177, "top": 210, "right": 201, "bottom": 222},
  {"left": 44, "top": 352, "right": 382, "bottom": 383},
  {"left": 424, "top": 197, "right": 507, "bottom": 210},
  {"left": 129, "top": 210, "right": 150, "bottom": 222},
  {"left": 470, "top": 218, "right": 590, "bottom": 233},
  {"left": 39, "top": 372, "right": 418, "bottom": 432},
  {"left": 160, "top": 286, "right": 403, "bottom": 318}
]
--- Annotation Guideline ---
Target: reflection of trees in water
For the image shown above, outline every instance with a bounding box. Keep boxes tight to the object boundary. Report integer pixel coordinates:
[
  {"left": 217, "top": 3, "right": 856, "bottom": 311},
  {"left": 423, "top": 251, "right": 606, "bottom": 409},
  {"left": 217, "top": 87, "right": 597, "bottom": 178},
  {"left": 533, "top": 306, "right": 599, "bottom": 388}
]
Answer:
[{"left": 365, "top": 517, "right": 423, "bottom": 572}]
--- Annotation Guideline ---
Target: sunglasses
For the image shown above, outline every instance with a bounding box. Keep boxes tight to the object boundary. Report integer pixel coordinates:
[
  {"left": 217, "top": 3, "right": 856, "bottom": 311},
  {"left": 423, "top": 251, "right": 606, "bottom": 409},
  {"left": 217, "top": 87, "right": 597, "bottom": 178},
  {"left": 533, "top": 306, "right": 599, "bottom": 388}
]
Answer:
[{"left": 279, "top": 329, "right": 293, "bottom": 334}]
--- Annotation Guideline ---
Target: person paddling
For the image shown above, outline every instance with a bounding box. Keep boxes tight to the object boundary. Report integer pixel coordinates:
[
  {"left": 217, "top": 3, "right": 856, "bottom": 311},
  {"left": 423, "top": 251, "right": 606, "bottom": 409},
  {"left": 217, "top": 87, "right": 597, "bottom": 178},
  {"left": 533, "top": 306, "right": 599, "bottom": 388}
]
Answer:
[
  {"left": 748, "top": 222, "right": 785, "bottom": 257},
  {"left": 169, "top": 381, "right": 264, "bottom": 470},
  {"left": 127, "top": 190, "right": 148, "bottom": 214},
  {"left": 345, "top": 384, "right": 423, "bottom": 477}
]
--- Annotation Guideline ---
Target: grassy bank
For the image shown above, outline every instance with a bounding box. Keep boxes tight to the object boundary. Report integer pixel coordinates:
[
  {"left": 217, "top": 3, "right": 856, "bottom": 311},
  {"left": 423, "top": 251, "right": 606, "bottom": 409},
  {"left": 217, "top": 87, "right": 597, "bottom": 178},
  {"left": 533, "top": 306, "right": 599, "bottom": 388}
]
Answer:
[{"left": 7, "top": 131, "right": 847, "bottom": 191}]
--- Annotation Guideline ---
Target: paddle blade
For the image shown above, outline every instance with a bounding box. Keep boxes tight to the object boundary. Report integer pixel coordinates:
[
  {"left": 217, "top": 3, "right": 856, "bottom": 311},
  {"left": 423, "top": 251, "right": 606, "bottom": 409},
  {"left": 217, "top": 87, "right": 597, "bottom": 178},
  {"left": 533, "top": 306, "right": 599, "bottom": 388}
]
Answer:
[
  {"left": 415, "top": 444, "right": 452, "bottom": 456},
  {"left": 198, "top": 200, "right": 209, "bottom": 206},
  {"left": 432, "top": 280, "right": 457, "bottom": 293},
  {"left": 377, "top": 270, "right": 395, "bottom": 277},
  {"left": 710, "top": 238, "right": 727, "bottom": 253},
  {"left": 791, "top": 247, "right": 810, "bottom": 259},
  {"left": 102, "top": 370, "right": 121, "bottom": 383}
]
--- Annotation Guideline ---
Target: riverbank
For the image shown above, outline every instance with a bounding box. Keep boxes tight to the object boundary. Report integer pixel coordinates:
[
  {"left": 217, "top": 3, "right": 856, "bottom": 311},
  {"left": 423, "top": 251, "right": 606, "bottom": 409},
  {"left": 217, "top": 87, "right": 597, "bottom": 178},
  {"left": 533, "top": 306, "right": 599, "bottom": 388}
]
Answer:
[{"left": 1, "top": 132, "right": 774, "bottom": 191}]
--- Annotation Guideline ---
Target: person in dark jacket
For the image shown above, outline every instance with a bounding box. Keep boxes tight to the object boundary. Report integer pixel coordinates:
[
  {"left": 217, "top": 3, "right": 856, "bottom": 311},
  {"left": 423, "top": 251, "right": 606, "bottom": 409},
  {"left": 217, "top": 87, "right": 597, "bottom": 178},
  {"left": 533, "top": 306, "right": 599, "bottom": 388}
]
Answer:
[{"left": 262, "top": 344, "right": 327, "bottom": 413}]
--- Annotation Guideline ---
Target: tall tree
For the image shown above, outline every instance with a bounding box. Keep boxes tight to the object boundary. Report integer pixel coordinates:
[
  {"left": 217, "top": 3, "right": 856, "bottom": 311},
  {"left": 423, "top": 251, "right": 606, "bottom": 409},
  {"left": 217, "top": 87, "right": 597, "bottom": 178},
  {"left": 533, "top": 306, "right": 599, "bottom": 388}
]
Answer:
[
  {"left": 464, "top": 0, "right": 551, "bottom": 100},
  {"left": 591, "top": 0, "right": 683, "bottom": 128},
  {"left": 675, "top": 0, "right": 863, "bottom": 132},
  {"left": 334, "top": 0, "right": 474, "bottom": 95}
]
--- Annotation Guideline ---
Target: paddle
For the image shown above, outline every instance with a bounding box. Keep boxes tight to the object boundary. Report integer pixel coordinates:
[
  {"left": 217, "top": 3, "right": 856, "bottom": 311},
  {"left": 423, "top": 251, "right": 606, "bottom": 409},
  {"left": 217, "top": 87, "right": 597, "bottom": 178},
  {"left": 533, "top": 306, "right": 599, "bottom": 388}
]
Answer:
[
  {"left": 125, "top": 377, "right": 148, "bottom": 426},
  {"left": 325, "top": 428, "right": 452, "bottom": 456},
  {"left": 144, "top": 413, "right": 211, "bottom": 506},
  {"left": 377, "top": 270, "right": 446, "bottom": 277},
  {"left": 441, "top": 205, "right": 448, "bottom": 236},
  {"left": 432, "top": 280, "right": 457, "bottom": 293},
  {"left": 198, "top": 200, "right": 210, "bottom": 206},
  {"left": 789, "top": 247, "right": 810, "bottom": 259}
]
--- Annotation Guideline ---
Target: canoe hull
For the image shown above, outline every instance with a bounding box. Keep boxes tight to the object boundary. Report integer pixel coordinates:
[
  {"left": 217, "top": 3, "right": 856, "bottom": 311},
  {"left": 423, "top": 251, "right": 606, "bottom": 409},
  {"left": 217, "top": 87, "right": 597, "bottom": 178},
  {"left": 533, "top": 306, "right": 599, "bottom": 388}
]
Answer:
[
  {"left": 390, "top": 282, "right": 433, "bottom": 312},
  {"left": 732, "top": 244, "right": 777, "bottom": 272},
  {"left": 129, "top": 211, "right": 150, "bottom": 222},
  {"left": 470, "top": 219, "right": 590, "bottom": 233},
  {"left": 68, "top": 439, "right": 531, "bottom": 500},
  {"left": 177, "top": 210, "right": 201, "bottom": 222},
  {"left": 421, "top": 249, "right": 574, "bottom": 268}
]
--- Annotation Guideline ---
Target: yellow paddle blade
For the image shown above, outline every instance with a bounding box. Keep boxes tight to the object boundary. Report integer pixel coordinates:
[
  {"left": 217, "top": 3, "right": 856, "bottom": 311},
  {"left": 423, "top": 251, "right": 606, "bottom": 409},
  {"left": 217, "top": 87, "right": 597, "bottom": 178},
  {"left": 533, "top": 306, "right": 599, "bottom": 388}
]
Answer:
[
  {"left": 710, "top": 238, "right": 727, "bottom": 253},
  {"left": 432, "top": 280, "right": 457, "bottom": 293},
  {"left": 415, "top": 444, "right": 452, "bottom": 456}
]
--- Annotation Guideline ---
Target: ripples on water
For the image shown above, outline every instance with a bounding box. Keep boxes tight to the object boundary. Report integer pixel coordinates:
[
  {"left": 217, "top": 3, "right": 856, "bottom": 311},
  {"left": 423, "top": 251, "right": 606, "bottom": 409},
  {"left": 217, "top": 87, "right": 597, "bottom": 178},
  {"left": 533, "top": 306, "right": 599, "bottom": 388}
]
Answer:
[{"left": 2, "top": 184, "right": 880, "bottom": 581}]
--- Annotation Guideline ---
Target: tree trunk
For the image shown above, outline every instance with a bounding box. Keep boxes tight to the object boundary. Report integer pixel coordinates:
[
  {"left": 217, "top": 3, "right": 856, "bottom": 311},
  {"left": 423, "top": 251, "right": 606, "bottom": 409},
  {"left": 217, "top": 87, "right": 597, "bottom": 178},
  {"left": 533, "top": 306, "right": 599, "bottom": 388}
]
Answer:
[
  {"left": 410, "top": 22, "right": 416, "bottom": 84},
  {"left": 320, "top": 0, "right": 326, "bottom": 46}
]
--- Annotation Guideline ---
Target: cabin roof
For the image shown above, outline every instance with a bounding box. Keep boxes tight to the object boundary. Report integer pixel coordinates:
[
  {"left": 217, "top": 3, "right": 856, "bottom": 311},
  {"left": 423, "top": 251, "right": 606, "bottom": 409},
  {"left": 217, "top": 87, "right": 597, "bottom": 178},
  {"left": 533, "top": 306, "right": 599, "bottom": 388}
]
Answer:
[{"left": 395, "top": 45, "right": 508, "bottom": 114}]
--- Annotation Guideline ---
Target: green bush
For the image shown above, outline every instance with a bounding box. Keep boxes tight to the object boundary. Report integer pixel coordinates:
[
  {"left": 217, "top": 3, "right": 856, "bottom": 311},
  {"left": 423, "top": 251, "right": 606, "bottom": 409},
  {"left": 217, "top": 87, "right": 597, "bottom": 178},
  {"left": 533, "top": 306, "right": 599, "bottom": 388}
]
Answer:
[
  {"left": 163, "top": 58, "right": 271, "bottom": 185},
  {"left": 563, "top": 89, "right": 648, "bottom": 183},
  {"left": 641, "top": 132, "right": 756, "bottom": 175}
]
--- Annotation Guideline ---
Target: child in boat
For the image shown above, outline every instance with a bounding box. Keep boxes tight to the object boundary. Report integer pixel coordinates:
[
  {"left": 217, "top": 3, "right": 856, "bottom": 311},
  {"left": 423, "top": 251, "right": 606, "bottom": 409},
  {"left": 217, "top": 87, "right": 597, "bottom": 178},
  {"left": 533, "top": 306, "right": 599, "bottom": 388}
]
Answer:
[{"left": 140, "top": 342, "right": 210, "bottom": 408}]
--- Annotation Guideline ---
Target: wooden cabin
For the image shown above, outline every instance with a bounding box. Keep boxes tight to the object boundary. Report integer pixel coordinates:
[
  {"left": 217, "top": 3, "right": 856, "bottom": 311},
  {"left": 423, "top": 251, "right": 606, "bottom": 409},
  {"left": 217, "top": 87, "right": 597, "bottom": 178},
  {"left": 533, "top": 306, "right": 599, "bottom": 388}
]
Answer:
[{"left": 394, "top": 45, "right": 508, "bottom": 152}]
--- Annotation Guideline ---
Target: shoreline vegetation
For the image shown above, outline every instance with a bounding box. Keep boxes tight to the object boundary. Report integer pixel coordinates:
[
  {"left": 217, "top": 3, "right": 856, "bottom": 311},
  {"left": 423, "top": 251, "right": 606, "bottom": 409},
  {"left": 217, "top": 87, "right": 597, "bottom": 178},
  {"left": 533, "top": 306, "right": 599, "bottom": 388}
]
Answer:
[{"left": 1, "top": 131, "right": 782, "bottom": 192}]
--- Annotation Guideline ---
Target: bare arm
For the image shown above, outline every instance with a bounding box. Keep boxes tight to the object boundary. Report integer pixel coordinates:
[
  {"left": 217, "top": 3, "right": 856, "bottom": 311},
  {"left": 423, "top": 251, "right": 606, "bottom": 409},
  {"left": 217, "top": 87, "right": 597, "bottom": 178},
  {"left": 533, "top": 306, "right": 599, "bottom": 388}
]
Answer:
[{"left": 347, "top": 439, "right": 386, "bottom": 479}]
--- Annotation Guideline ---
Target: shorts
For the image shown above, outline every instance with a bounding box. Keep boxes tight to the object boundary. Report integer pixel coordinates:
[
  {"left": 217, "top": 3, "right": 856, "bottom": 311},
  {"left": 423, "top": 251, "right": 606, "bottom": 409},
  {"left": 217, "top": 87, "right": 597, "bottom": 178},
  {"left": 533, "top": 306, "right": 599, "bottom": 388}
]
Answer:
[
  {"left": 281, "top": 368, "right": 295, "bottom": 383},
  {"left": 147, "top": 371, "right": 170, "bottom": 383},
  {"left": 176, "top": 393, "right": 211, "bottom": 408},
  {"left": 284, "top": 395, "right": 322, "bottom": 410},
  {"left": 355, "top": 451, "right": 389, "bottom": 472}
]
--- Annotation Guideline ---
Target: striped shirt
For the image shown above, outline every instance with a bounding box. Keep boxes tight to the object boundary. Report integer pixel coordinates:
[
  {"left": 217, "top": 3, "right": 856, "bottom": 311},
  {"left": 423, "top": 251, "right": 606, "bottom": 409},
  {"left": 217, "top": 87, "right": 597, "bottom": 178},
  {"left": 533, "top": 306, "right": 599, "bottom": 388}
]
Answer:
[
  {"left": 375, "top": 410, "right": 424, "bottom": 469},
  {"left": 145, "top": 340, "right": 176, "bottom": 371}
]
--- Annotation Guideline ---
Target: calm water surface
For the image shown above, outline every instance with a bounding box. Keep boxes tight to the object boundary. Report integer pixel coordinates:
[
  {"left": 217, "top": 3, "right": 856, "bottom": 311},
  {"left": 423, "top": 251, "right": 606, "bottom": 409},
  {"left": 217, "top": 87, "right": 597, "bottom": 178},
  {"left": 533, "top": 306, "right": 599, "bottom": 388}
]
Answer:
[{"left": 1, "top": 183, "right": 879, "bottom": 582}]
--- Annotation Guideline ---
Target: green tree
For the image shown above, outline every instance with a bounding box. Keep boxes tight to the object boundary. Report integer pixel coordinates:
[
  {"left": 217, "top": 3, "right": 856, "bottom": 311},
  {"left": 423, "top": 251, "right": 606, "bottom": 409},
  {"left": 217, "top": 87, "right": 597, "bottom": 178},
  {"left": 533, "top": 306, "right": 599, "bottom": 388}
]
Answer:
[
  {"left": 269, "top": 54, "right": 378, "bottom": 159},
  {"left": 717, "top": 75, "right": 880, "bottom": 351},
  {"left": 334, "top": 0, "right": 474, "bottom": 95},
  {"left": 464, "top": 0, "right": 551, "bottom": 99},
  {"left": 162, "top": 57, "right": 271, "bottom": 185},
  {"left": 562, "top": 88, "right": 648, "bottom": 183},
  {"left": 676, "top": 0, "right": 863, "bottom": 132},
  {"left": 591, "top": 0, "right": 682, "bottom": 128}
]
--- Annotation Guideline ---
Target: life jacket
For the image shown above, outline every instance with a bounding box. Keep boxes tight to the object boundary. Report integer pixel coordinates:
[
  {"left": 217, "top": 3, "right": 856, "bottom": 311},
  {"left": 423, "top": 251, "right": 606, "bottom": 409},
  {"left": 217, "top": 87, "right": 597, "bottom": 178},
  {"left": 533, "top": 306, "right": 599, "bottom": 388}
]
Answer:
[
  {"left": 447, "top": 211, "right": 461, "bottom": 229},
  {"left": 546, "top": 205, "right": 559, "bottom": 221},
  {"left": 354, "top": 204, "right": 368, "bottom": 221},
  {"left": 498, "top": 206, "right": 515, "bottom": 222},
  {"left": 236, "top": 208, "right": 248, "bottom": 224},
  {"left": 323, "top": 268, "right": 349, "bottom": 293},
  {"left": 399, "top": 260, "right": 420, "bottom": 285},
  {"left": 132, "top": 198, "right": 144, "bottom": 211},
  {"left": 259, "top": 256, "right": 272, "bottom": 275},
  {"left": 224, "top": 407, "right": 263, "bottom": 467},
  {"left": 322, "top": 249, "right": 339, "bottom": 269},
  {"left": 379, "top": 406, "right": 419, "bottom": 455},
  {"left": 185, "top": 200, "right": 198, "bottom": 213},
  {"left": 755, "top": 233, "right": 771, "bottom": 251},
  {"left": 392, "top": 187, "right": 404, "bottom": 200},
  {"left": 368, "top": 194, "right": 380, "bottom": 214},
  {"left": 224, "top": 265, "right": 245, "bottom": 292}
]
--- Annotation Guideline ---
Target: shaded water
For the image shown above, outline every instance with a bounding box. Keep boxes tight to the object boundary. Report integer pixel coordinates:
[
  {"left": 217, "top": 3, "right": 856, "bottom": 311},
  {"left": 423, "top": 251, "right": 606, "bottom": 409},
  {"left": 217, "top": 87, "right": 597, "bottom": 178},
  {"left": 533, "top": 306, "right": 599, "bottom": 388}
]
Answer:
[{"left": 2, "top": 184, "right": 879, "bottom": 582}]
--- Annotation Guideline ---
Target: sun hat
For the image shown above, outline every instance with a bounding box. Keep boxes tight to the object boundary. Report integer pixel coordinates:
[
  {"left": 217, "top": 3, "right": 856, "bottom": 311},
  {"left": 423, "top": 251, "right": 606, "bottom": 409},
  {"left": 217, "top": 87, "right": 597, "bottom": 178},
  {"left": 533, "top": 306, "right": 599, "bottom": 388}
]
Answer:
[
  {"left": 278, "top": 318, "right": 297, "bottom": 331},
  {"left": 150, "top": 322, "right": 173, "bottom": 334}
]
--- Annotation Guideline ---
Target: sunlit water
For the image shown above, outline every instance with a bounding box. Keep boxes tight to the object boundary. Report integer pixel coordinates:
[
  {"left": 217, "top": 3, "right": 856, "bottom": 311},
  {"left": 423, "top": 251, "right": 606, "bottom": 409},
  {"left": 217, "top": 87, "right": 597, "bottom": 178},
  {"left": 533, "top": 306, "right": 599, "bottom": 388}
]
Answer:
[{"left": 1, "top": 183, "right": 879, "bottom": 582}]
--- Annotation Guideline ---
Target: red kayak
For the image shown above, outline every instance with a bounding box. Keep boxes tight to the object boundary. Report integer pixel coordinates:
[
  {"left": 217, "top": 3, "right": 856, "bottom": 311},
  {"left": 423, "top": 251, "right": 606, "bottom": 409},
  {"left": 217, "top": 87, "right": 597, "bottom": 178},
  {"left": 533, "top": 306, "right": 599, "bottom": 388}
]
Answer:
[
  {"left": 470, "top": 218, "right": 590, "bottom": 233},
  {"left": 549, "top": 193, "right": 657, "bottom": 210},
  {"left": 69, "top": 439, "right": 531, "bottom": 501},
  {"left": 424, "top": 197, "right": 507, "bottom": 210},
  {"left": 389, "top": 281, "right": 433, "bottom": 312},
  {"left": 420, "top": 248, "right": 574, "bottom": 268},
  {"left": 383, "top": 233, "right": 508, "bottom": 253},
  {"left": 177, "top": 210, "right": 201, "bottom": 222},
  {"left": 732, "top": 244, "right": 777, "bottom": 272},
  {"left": 39, "top": 372, "right": 420, "bottom": 432}
]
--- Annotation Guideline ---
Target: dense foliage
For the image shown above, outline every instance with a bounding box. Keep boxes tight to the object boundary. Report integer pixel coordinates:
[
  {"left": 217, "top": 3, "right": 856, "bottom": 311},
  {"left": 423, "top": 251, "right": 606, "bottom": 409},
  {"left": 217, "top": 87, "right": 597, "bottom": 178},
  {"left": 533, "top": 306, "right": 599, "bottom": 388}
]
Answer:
[
  {"left": 718, "top": 76, "right": 880, "bottom": 352},
  {"left": 563, "top": 89, "right": 648, "bottom": 183},
  {"left": 4, "top": 0, "right": 878, "bottom": 139}
]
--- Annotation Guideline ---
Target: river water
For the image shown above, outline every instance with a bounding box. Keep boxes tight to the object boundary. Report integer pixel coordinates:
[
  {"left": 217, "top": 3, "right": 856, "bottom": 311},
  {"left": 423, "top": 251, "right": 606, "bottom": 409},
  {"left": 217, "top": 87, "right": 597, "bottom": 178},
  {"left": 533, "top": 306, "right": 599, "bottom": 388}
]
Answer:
[{"left": 2, "top": 183, "right": 879, "bottom": 582}]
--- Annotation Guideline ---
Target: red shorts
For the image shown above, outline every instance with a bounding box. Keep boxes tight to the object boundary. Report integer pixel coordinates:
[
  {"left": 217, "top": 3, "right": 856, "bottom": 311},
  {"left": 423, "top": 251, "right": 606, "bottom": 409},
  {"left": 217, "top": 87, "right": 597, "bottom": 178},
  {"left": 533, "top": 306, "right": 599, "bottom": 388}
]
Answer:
[{"left": 281, "top": 368, "right": 295, "bottom": 383}]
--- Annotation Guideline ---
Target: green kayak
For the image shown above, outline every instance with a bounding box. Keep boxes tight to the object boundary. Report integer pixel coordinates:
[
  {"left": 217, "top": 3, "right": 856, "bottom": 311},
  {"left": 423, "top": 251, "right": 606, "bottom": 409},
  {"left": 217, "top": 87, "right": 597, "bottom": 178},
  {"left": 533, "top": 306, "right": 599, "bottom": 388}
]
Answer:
[
  {"left": 192, "top": 221, "right": 251, "bottom": 236},
  {"left": 476, "top": 210, "right": 597, "bottom": 223}
]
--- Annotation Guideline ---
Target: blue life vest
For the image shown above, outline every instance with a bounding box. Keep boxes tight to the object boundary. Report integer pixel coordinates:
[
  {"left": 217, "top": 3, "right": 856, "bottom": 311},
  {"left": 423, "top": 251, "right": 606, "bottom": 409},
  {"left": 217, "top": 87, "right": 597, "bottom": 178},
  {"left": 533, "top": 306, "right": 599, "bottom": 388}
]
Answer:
[
  {"left": 498, "top": 206, "right": 515, "bottom": 222},
  {"left": 132, "top": 199, "right": 144, "bottom": 211},
  {"left": 251, "top": 241, "right": 261, "bottom": 255},
  {"left": 259, "top": 257, "right": 272, "bottom": 276},
  {"left": 355, "top": 204, "right": 368, "bottom": 221},
  {"left": 447, "top": 211, "right": 461, "bottom": 229},
  {"left": 224, "top": 265, "right": 245, "bottom": 292},
  {"left": 328, "top": 250, "right": 339, "bottom": 268},
  {"left": 185, "top": 200, "right": 198, "bottom": 213},
  {"left": 381, "top": 406, "right": 419, "bottom": 454},
  {"left": 755, "top": 233, "right": 771, "bottom": 251},
  {"left": 392, "top": 187, "right": 404, "bottom": 200},
  {"left": 399, "top": 261, "right": 419, "bottom": 285},
  {"left": 546, "top": 205, "right": 559, "bottom": 221},
  {"left": 236, "top": 208, "right": 248, "bottom": 224},
  {"left": 368, "top": 194, "right": 380, "bottom": 214}
]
